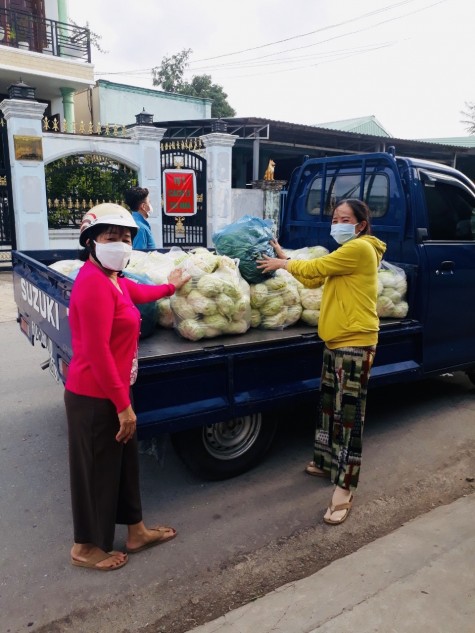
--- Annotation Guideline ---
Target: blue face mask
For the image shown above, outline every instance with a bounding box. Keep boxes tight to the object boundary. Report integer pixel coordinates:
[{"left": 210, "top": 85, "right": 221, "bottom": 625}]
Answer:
[{"left": 330, "top": 223, "right": 360, "bottom": 245}]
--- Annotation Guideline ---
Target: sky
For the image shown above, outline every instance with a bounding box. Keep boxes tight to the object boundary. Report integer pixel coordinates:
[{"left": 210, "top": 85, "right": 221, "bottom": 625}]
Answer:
[{"left": 68, "top": 0, "right": 474, "bottom": 140}]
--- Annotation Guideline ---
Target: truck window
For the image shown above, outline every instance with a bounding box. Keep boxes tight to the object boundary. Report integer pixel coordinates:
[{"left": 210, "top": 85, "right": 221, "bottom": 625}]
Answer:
[
  {"left": 306, "top": 173, "right": 389, "bottom": 217},
  {"left": 422, "top": 178, "right": 475, "bottom": 241}
]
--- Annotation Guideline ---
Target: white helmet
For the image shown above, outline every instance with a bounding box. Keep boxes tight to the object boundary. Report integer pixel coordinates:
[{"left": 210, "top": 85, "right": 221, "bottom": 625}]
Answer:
[{"left": 79, "top": 203, "right": 138, "bottom": 246}]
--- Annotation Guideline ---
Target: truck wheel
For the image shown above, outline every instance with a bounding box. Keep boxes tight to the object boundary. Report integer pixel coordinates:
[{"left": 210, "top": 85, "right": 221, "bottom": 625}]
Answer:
[{"left": 170, "top": 413, "right": 278, "bottom": 480}]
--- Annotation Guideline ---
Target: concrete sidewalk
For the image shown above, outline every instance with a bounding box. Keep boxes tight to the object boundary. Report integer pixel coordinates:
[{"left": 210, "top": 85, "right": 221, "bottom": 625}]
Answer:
[{"left": 185, "top": 493, "right": 475, "bottom": 633}]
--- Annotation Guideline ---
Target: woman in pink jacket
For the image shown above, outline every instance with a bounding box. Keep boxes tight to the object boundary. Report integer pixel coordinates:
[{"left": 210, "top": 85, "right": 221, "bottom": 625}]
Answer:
[{"left": 65, "top": 203, "right": 190, "bottom": 571}]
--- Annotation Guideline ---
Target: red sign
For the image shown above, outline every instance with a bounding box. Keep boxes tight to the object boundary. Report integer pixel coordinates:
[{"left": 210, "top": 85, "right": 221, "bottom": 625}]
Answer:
[{"left": 163, "top": 169, "right": 197, "bottom": 216}]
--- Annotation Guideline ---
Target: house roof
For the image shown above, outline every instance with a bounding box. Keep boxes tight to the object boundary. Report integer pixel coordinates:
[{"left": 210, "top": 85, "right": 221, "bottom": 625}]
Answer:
[
  {"left": 418, "top": 136, "right": 475, "bottom": 148},
  {"left": 154, "top": 115, "right": 473, "bottom": 160},
  {"left": 315, "top": 115, "right": 392, "bottom": 138}
]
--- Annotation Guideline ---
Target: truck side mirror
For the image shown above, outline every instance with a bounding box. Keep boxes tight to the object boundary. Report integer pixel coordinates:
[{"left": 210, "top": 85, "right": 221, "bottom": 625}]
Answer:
[{"left": 416, "top": 228, "right": 428, "bottom": 243}]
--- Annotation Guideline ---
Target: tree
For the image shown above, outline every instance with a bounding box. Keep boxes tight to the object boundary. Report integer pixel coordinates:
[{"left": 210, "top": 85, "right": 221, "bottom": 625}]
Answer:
[
  {"left": 461, "top": 101, "right": 475, "bottom": 135},
  {"left": 152, "top": 49, "right": 236, "bottom": 118}
]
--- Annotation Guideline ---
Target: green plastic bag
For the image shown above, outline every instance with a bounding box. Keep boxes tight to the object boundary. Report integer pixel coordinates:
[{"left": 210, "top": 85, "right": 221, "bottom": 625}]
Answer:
[{"left": 212, "top": 215, "right": 276, "bottom": 284}]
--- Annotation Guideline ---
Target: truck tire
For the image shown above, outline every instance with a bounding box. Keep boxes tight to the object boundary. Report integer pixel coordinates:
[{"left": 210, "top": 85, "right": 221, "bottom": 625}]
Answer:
[
  {"left": 170, "top": 413, "right": 278, "bottom": 480},
  {"left": 467, "top": 370, "right": 475, "bottom": 386}
]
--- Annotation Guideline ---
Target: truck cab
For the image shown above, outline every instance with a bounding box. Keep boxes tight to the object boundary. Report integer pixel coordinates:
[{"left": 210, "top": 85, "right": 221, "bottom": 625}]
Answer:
[{"left": 279, "top": 149, "right": 475, "bottom": 377}]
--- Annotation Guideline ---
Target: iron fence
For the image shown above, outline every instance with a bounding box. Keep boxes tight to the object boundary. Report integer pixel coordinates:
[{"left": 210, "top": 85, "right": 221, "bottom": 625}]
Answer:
[{"left": 0, "top": 8, "right": 90, "bottom": 61}]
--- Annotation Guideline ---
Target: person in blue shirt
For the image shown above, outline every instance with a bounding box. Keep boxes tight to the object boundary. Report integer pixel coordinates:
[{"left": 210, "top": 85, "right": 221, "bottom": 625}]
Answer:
[{"left": 124, "top": 187, "right": 157, "bottom": 250}]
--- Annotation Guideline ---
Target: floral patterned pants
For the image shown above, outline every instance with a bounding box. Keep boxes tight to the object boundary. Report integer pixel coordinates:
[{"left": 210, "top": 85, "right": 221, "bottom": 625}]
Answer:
[{"left": 313, "top": 345, "right": 376, "bottom": 491}]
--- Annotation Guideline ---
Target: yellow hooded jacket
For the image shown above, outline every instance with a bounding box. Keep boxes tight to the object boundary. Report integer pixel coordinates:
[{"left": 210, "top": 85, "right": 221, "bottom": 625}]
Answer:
[{"left": 287, "top": 235, "right": 387, "bottom": 349}]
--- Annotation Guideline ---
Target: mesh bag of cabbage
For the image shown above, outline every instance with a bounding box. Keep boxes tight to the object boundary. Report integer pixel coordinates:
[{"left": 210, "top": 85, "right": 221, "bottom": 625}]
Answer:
[{"left": 170, "top": 251, "right": 251, "bottom": 341}]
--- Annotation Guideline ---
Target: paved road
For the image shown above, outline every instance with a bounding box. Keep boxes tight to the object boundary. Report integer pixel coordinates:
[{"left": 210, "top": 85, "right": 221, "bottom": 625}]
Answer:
[{"left": 1, "top": 272, "right": 474, "bottom": 633}]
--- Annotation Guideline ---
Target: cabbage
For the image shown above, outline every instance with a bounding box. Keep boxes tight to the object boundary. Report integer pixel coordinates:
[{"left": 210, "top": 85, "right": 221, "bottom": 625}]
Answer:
[
  {"left": 382, "top": 287, "right": 402, "bottom": 303},
  {"left": 178, "top": 319, "right": 206, "bottom": 341},
  {"left": 197, "top": 274, "right": 223, "bottom": 297},
  {"left": 284, "top": 304, "right": 302, "bottom": 326},
  {"left": 221, "top": 280, "right": 241, "bottom": 300},
  {"left": 49, "top": 259, "right": 84, "bottom": 278},
  {"left": 261, "top": 311, "right": 287, "bottom": 329},
  {"left": 203, "top": 313, "right": 229, "bottom": 330},
  {"left": 216, "top": 293, "right": 236, "bottom": 317},
  {"left": 299, "top": 287, "right": 322, "bottom": 310},
  {"left": 394, "top": 276, "right": 407, "bottom": 295},
  {"left": 260, "top": 295, "right": 284, "bottom": 316},
  {"left": 250, "top": 284, "right": 268, "bottom": 308},
  {"left": 391, "top": 301, "right": 409, "bottom": 318},
  {"left": 233, "top": 296, "right": 250, "bottom": 317},
  {"left": 187, "top": 290, "right": 217, "bottom": 316},
  {"left": 282, "top": 286, "right": 300, "bottom": 306},
  {"left": 250, "top": 309, "right": 261, "bottom": 328},
  {"left": 301, "top": 309, "right": 320, "bottom": 326},
  {"left": 156, "top": 299, "right": 174, "bottom": 328},
  {"left": 377, "top": 295, "right": 395, "bottom": 317},
  {"left": 171, "top": 296, "right": 196, "bottom": 320},
  {"left": 378, "top": 271, "right": 397, "bottom": 288},
  {"left": 224, "top": 319, "right": 249, "bottom": 334},
  {"left": 264, "top": 276, "right": 287, "bottom": 291},
  {"left": 377, "top": 278, "right": 384, "bottom": 296}
]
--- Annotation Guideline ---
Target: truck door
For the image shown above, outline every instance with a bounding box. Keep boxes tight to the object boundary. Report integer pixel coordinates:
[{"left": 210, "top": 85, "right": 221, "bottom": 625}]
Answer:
[{"left": 419, "top": 169, "right": 475, "bottom": 371}]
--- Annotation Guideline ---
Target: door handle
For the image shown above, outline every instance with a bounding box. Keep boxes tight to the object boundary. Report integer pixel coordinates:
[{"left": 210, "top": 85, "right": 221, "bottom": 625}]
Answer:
[{"left": 436, "top": 260, "right": 454, "bottom": 275}]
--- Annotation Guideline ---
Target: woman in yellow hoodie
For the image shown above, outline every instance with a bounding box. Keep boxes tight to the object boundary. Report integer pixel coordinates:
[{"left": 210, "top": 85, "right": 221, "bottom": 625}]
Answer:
[{"left": 258, "top": 199, "right": 386, "bottom": 525}]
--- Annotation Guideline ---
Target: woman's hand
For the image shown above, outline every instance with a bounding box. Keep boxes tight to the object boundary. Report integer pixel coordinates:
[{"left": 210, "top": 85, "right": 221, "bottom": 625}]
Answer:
[
  {"left": 116, "top": 405, "right": 137, "bottom": 444},
  {"left": 256, "top": 255, "right": 287, "bottom": 274},
  {"left": 168, "top": 268, "right": 191, "bottom": 290},
  {"left": 271, "top": 239, "right": 288, "bottom": 260}
]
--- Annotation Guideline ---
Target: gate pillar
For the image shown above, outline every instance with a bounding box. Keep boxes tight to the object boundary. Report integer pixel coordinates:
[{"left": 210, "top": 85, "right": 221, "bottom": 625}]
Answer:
[
  {"left": 129, "top": 125, "right": 166, "bottom": 248},
  {"left": 201, "top": 132, "right": 238, "bottom": 247},
  {"left": 0, "top": 98, "right": 48, "bottom": 250}
]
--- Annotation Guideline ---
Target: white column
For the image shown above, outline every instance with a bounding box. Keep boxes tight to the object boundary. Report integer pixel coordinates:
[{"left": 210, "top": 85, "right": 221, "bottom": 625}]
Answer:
[
  {"left": 128, "top": 125, "right": 166, "bottom": 248},
  {"left": 0, "top": 99, "right": 49, "bottom": 250},
  {"left": 200, "top": 132, "right": 238, "bottom": 248}
]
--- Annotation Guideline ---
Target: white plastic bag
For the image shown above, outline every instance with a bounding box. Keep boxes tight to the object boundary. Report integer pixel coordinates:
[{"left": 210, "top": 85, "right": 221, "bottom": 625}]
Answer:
[{"left": 377, "top": 261, "right": 409, "bottom": 318}]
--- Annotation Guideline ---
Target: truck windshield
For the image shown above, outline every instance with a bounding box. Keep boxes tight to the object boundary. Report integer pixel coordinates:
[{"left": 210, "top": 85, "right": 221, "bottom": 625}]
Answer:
[{"left": 306, "top": 172, "right": 389, "bottom": 217}]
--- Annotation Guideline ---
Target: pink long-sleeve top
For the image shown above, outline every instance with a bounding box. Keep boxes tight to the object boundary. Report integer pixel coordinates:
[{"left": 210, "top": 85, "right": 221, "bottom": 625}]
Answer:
[{"left": 65, "top": 260, "right": 175, "bottom": 413}]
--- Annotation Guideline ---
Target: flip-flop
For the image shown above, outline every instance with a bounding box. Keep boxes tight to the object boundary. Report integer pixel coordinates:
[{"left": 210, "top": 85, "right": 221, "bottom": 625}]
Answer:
[
  {"left": 71, "top": 550, "right": 128, "bottom": 571},
  {"left": 305, "top": 461, "right": 327, "bottom": 477},
  {"left": 126, "top": 526, "right": 177, "bottom": 554},
  {"left": 323, "top": 495, "right": 353, "bottom": 525}
]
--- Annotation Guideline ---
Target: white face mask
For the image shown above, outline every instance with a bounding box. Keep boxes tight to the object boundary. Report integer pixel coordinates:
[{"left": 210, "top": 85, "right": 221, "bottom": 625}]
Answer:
[
  {"left": 330, "top": 223, "right": 360, "bottom": 245},
  {"left": 94, "top": 241, "right": 132, "bottom": 271},
  {"left": 147, "top": 203, "right": 154, "bottom": 218}
]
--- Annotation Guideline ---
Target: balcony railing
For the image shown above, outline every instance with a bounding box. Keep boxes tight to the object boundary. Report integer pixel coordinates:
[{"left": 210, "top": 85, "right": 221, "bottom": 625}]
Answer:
[{"left": 0, "top": 8, "right": 91, "bottom": 62}]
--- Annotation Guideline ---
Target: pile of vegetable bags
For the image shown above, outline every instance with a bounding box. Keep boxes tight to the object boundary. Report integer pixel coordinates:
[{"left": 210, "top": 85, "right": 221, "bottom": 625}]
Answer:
[
  {"left": 212, "top": 215, "right": 276, "bottom": 284},
  {"left": 377, "top": 261, "right": 409, "bottom": 318},
  {"left": 126, "top": 248, "right": 188, "bottom": 329},
  {"left": 170, "top": 247, "right": 251, "bottom": 341}
]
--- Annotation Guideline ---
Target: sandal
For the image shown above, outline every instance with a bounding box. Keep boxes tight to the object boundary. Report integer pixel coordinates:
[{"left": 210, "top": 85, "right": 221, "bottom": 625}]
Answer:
[
  {"left": 305, "top": 461, "right": 327, "bottom": 477},
  {"left": 323, "top": 495, "right": 353, "bottom": 525},
  {"left": 71, "top": 550, "right": 128, "bottom": 571},
  {"left": 126, "top": 525, "right": 177, "bottom": 554}
]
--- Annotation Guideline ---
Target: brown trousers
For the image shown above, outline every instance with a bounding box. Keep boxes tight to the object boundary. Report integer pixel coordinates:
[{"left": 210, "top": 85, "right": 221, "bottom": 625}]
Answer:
[{"left": 64, "top": 389, "right": 142, "bottom": 552}]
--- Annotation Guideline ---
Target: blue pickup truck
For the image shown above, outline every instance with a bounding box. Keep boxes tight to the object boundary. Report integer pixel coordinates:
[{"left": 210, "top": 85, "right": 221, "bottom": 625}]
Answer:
[{"left": 12, "top": 148, "right": 475, "bottom": 480}]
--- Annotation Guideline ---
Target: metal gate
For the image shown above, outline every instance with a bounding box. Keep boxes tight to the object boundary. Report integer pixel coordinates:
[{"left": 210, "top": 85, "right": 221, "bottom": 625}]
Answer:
[
  {"left": 45, "top": 154, "right": 137, "bottom": 228},
  {"left": 0, "top": 117, "right": 15, "bottom": 267},
  {"left": 161, "top": 148, "right": 207, "bottom": 247}
]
